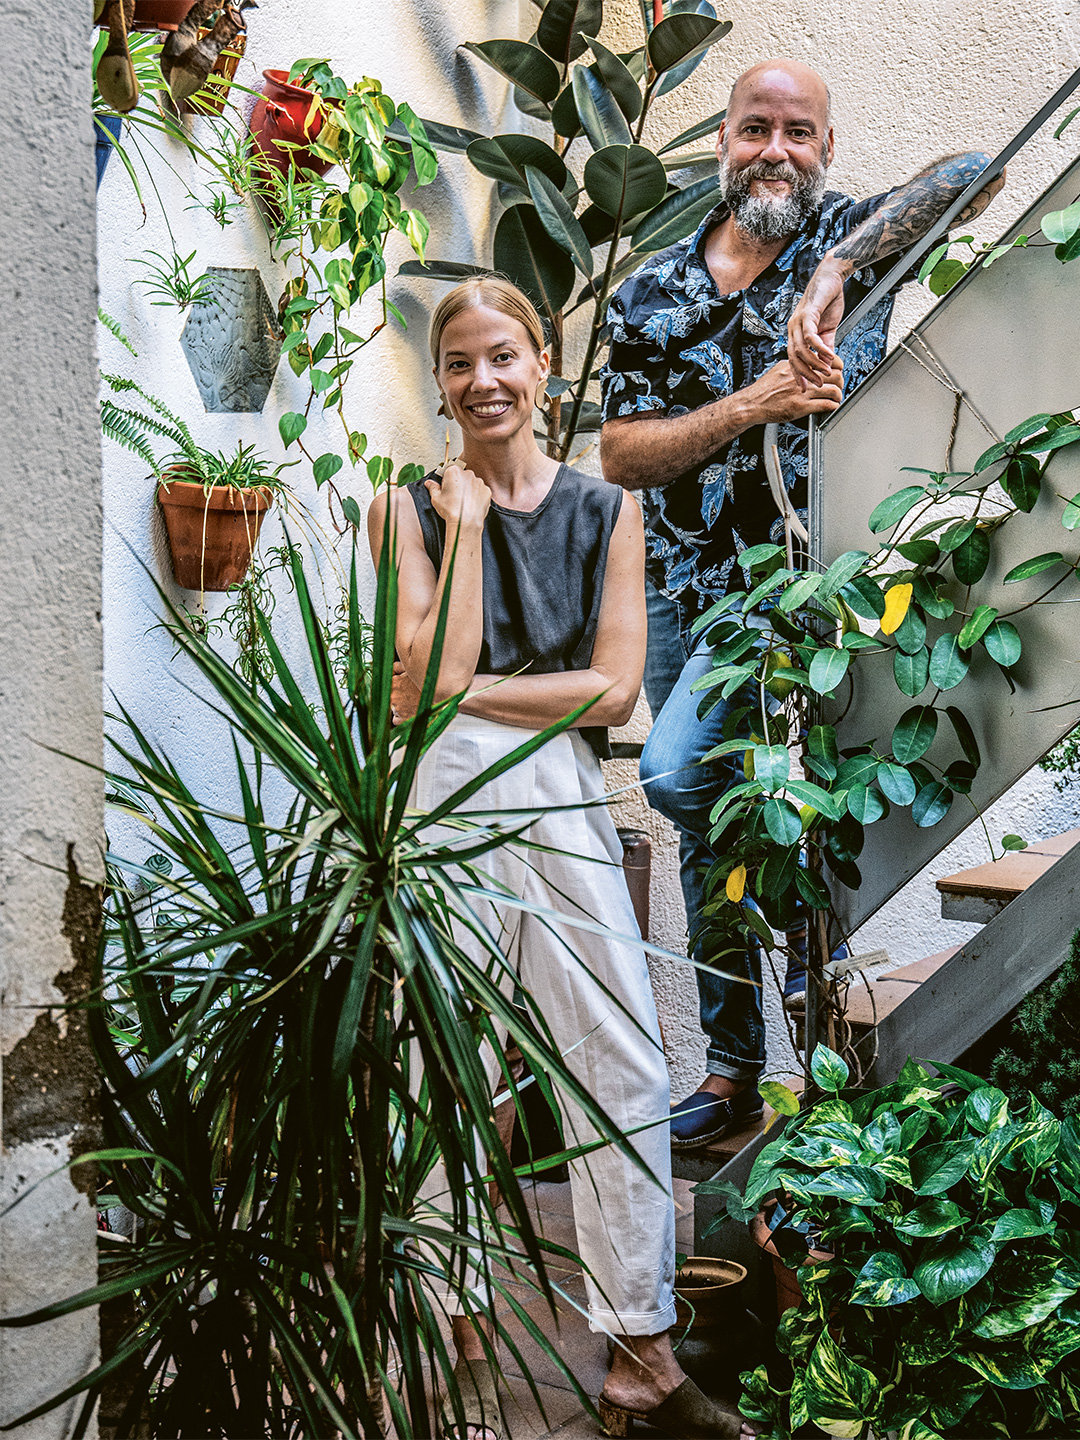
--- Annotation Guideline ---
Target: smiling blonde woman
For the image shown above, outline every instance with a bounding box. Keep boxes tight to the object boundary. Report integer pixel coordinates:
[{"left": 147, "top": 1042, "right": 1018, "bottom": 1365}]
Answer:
[{"left": 368, "top": 276, "right": 741, "bottom": 1440}]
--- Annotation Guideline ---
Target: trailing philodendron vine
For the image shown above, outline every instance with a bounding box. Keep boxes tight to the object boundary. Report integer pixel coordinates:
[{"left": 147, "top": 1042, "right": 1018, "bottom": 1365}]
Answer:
[
  {"left": 693, "top": 405, "right": 1080, "bottom": 981},
  {"left": 702, "top": 1047, "right": 1080, "bottom": 1439}
]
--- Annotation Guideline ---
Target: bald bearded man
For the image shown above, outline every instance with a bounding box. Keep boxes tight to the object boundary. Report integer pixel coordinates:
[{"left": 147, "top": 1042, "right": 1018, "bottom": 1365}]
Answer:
[{"left": 599, "top": 59, "right": 1004, "bottom": 1148}]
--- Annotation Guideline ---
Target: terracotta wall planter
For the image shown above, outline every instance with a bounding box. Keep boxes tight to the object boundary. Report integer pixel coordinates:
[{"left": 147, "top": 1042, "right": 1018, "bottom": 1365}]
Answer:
[
  {"left": 248, "top": 69, "right": 336, "bottom": 179},
  {"left": 180, "top": 31, "right": 246, "bottom": 115},
  {"left": 157, "top": 474, "right": 273, "bottom": 591}
]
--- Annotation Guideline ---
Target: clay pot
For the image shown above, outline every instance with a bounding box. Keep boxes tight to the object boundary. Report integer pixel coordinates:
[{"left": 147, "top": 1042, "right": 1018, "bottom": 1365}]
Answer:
[
  {"left": 248, "top": 69, "right": 337, "bottom": 179},
  {"left": 674, "top": 1256, "right": 748, "bottom": 1330},
  {"left": 750, "top": 1205, "right": 832, "bottom": 1317},
  {"left": 130, "top": 0, "right": 197, "bottom": 31},
  {"left": 157, "top": 474, "right": 273, "bottom": 592},
  {"left": 180, "top": 30, "right": 246, "bottom": 115}
]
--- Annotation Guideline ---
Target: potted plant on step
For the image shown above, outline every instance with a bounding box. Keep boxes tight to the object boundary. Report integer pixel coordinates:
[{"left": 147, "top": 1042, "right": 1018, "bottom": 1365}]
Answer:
[
  {"left": 101, "top": 374, "right": 294, "bottom": 591},
  {"left": 702, "top": 1046, "right": 1080, "bottom": 1438}
]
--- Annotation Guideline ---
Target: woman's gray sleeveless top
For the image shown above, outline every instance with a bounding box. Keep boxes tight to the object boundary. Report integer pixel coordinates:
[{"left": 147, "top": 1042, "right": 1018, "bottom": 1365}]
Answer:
[{"left": 407, "top": 463, "right": 623, "bottom": 758}]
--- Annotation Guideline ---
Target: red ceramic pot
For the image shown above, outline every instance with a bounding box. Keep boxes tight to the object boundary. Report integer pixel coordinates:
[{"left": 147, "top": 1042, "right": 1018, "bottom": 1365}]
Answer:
[
  {"left": 130, "top": 0, "right": 196, "bottom": 31},
  {"left": 248, "top": 69, "right": 337, "bottom": 179},
  {"left": 157, "top": 474, "right": 273, "bottom": 592}
]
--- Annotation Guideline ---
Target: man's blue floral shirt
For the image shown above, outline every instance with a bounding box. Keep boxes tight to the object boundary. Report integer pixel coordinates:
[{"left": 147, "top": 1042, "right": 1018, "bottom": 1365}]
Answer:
[{"left": 599, "top": 190, "right": 906, "bottom": 624}]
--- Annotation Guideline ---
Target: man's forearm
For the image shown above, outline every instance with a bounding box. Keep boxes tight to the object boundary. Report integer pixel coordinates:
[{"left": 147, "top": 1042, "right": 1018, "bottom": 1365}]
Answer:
[
  {"left": 827, "top": 150, "right": 1001, "bottom": 276},
  {"left": 600, "top": 393, "right": 754, "bottom": 491}
]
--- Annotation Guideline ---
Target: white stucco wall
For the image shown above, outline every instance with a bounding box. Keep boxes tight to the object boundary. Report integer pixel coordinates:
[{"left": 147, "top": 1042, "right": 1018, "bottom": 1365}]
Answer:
[{"left": 98, "top": 0, "right": 1080, "bottom": 1112}]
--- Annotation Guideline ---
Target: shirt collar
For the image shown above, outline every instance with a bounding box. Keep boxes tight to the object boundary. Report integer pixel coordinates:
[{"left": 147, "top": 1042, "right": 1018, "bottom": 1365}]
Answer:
[{"left": 660, "top": 197, "right": 831, "bottom": 301}]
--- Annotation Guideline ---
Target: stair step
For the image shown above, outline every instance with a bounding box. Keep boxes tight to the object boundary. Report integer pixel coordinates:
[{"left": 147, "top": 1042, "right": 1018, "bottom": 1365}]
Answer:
[
  {"left": 670, "top": 1076, "right": 802, "bottom": 1184},
  {"left": 936, "top": 829, "right": 1080, "bottom": 921}
]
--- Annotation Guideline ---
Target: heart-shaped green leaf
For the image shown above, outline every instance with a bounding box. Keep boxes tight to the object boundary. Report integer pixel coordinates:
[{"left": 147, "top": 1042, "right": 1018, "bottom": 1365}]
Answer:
[
  {"left": 810, "top": 1045, "right": 850, "bottom": 1093},
  {"left": 915, "top": 1232, "right": 995, "bottom": 1305},
  {"left": 850, "top": 1252, "right": 921, "bottom": 1307},
  {"left": 894, "top": 1197, "right": 964, "bottom": 1237}
]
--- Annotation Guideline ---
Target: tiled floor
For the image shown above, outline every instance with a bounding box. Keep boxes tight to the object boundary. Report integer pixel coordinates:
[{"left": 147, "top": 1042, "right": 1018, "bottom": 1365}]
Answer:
[{"left": 431, "top": 1176, "right": 743, "bottom": 1439}]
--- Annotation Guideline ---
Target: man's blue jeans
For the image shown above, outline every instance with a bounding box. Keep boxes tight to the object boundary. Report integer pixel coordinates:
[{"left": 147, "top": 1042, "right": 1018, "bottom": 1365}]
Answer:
[{"left": 640, "top": 581, "right": 765, "bottom": 1083}]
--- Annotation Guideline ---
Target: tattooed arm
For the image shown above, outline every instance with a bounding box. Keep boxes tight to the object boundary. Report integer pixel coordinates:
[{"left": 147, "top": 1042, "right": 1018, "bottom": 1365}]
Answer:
[{"left": 788, "top": 151, "right": 1005, "bottom": 384}]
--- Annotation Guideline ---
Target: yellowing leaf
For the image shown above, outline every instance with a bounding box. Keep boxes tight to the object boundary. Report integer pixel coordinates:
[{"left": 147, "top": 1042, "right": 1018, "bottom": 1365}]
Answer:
[
  {"left": 726, "top": 865, "right": 747, "bottom": 902},
  {"left": 880, "top": 582, "right": 914, "bottom": 636}
]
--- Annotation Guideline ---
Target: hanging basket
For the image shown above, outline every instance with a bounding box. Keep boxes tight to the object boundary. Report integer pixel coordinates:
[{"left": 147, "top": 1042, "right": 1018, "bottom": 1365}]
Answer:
[
  {"left": 157, "top": 473, "right": 273, "bottom": 592},
  {"left": 248, "top": 69, "right": 337, "bottom": 179}
]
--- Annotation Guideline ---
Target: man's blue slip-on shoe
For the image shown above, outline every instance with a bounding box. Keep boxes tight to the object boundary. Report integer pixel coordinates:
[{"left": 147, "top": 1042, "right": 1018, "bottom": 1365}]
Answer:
[{"left": 669, "top": 1085, "right": 764, "bottom": 1150}]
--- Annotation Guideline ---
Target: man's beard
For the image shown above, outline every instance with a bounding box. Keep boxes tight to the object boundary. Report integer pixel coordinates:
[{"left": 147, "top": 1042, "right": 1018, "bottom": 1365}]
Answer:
[{"left": 718, "top": 150, "right": 827, "bottom": 241}]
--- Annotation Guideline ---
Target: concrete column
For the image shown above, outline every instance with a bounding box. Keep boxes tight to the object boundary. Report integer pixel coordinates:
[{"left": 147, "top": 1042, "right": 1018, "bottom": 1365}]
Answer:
[{"left": 0, "top": 4, "right": 103, "bottom": 1436}]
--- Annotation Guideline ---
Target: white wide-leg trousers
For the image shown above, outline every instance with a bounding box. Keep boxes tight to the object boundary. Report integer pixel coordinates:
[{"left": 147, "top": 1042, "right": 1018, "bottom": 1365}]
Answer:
[{"left": 410, "top": 715, "right": 677, "bottom": 1337}]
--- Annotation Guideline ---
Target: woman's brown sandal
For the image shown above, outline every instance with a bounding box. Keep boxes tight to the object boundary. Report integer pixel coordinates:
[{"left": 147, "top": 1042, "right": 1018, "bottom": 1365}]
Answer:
[
  {"left": 442, "top": 1354, "right": 504, "bottom": 1440},
  {"left": 598, "top": 1376, "right": 742, "bottom": 1438}
]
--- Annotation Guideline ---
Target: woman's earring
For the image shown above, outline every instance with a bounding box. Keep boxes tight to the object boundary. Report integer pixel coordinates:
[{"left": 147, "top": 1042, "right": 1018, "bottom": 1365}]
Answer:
[{"left": 534, "top": 379, "right": 548, "bottom": 409}]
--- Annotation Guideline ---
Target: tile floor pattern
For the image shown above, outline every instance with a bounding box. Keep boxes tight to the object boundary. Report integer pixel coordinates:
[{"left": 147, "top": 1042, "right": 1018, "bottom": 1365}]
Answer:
[{"left": 427, "top": 1176, "right": 744, "bottom": 1439}]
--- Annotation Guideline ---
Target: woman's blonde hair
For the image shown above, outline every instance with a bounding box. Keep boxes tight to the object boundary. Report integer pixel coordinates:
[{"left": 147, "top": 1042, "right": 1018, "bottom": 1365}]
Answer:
[{"left": 429, "top": 275, "right": 545, "bottom": 367}]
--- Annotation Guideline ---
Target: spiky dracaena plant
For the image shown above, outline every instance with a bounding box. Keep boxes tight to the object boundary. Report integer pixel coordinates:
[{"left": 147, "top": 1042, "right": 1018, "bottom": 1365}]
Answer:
[{"left": 1, "top": 528, "right": 670, "bottom": 1438}]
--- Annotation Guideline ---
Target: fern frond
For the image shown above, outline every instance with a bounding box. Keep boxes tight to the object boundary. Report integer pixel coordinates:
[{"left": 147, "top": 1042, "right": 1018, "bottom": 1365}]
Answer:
[
  {"left": 100, "top": 399, "right": 160, "bottom": 472},
  {"left": 97, "top": 309, "right": 138, "bottom": 356}
]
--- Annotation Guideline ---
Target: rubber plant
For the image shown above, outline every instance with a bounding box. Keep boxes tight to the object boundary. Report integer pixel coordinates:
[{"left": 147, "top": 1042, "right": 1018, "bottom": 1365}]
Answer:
[
  {"left": 0, "top": 534, "right": 675, "bottom": 1437},
  {"left": 702, "top": 1046, "right": 1080, "bottom": 1439},
  {"left": 398, "top": 0, "right": 733, "bottom": 460}
]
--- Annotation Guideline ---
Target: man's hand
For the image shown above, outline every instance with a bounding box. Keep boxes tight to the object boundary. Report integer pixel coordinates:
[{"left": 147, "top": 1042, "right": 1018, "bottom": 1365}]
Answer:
[
  {"left": 391, "top": 660, "right": 422, "bottom": 724},
  {"left": 742, "top": 356, "right": 844, "bottom": 424},
  {"left": 787, "top": 259, "right": 847, "bottom": 385}
]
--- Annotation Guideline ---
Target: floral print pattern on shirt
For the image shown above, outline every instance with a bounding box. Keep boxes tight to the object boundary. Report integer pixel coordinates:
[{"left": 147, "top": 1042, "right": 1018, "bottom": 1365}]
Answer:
[{"left": 600, "top": 190, "right": 906, "bottom": 623}]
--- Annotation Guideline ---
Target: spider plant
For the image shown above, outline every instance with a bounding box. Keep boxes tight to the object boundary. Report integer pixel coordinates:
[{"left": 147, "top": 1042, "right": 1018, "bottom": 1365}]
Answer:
[
  {"left": 1, "top": 533, "right": 670, "bottom": 1437},
  {"left": 101, "top": 373, "right": 294, "bottom": 493}
]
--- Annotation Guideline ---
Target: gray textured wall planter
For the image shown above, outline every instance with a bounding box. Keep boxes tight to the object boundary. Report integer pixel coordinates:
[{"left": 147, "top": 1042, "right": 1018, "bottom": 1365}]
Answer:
[{"left": 180, "top": 266, "right": 282, "bottom": 413}]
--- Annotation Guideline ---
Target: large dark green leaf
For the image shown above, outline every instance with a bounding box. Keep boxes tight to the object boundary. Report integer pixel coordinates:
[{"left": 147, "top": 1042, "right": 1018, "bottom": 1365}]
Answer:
[
  {"left": 463, "top": 40, "right": 561, "bottom": 103},
  {"left": 944, "top": 705, "right": 981, "bottom": 767},
  {"left": 646, "top": 11, "right": 732, "bottom": 73},
  {"left": 406, "top": 117, "right": 486, "bottom": 153},
  {"left": 398, "top": 259, "right": 491, "bottom": 282},
  {"left": 762, "top": 796, "right": 803, "bottom": 846},
  {"left": 630, "top": 174, "right": 721, "bottom": 252},
  {"left": 868, "top": 484, "right": 926, "bottom": 533},
  {"left": 850, "top": 1252, "right": 921, "bottom": 1306},
  {"left": 959, "top": 1345, "right": 1047, "bottom": 1389},
  {"left": 525, "top": 167, "right": 594, "bottom": 276},
  {"left": 587, "top": 36, "right": 643, "bottom": 121},
  {"left": 892, "top": 705, "right": 938, "bottom": 763},
  {"left": 845, "top": 784, "right": 886, "bottom": 825},
  {"left": 1003, "top": 453, "right": 1042, "bottom": 512},
  {"left": 583, "top": 143, "right": 666, "bottom": 218},
  {"left": 572, "top": 64, "right": 633, "bottom": 149},
  {"left": 876, "top": 761, "right": 917, "bottom": 806},
  {"left": 952, "top": 528, "right": 990, "bottom": 584},
  {"left": 757, "top": 844, "right": 800, "bottom": 899},
  {"left": 535, "top": 0, "right": 603, "bottom": 64},
  {"left": 894, "top": 605, "right": 927, "bottom": 656},
  {"left": 894, "top": 1197, "right": 964, "bottom": 1237},
  {"left": 800, "top": 1165, "right": 886, "bottom": 1205},
  {"left": 466, "top": 134, "right": 567, "bottom": 191},
  {"left": 910, "top": 1138, "right": 975, "bottom": 1195},
  {"left": 551, "top": 82, "right": 583, "bottom": 139},
  {"left": 893, "top": 646, "right": 929, "bottom": 698},
  {"left": 493, "top": 204, "right": 576, "bottom": 318},
  {"left": 657, "top": 106, "right": 726, "bottom": 154},
  {"left": 915, "top": 1232, "right": 995, "bottom": 1305},
  {"left": 808, "top": 646, "right": 851, "bottom": 695},
  {"left": 804, "top": 1332, "right": 877, "bottom": 1432},
  {"left": 654, "top": 0, "right": 728, "bottom": 95},
  {"left": 983, "top": 620, "right": 1021, "bottom": 666},
  {"left": 929, "top": 634, "right": 970, "bottom": 690},
  {"left": 911, "top": 781, "right": 952, "bottom": 828}
]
